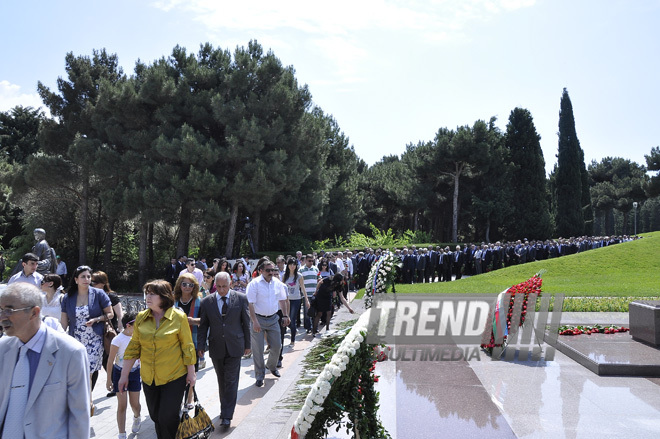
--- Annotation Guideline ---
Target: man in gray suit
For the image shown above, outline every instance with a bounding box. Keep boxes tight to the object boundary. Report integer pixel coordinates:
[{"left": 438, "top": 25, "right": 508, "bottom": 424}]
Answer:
[
  {"left": 0, "top": 282, "right": 90, "bottom": 438},
  {"left": 198, "top": 272, "right": 251, "bottom": 430}
]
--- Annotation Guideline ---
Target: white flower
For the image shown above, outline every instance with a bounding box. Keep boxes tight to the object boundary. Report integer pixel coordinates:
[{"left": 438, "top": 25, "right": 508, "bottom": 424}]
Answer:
[{"left": 348, "top": 348, "right": 356, "bottom": 356}]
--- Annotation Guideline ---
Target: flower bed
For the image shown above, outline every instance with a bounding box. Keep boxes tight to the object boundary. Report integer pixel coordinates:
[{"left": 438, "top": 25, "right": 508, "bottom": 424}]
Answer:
[
  {"left": 291, "top": 311, "right": 390, "bottom": 439},
  {"left": 558, "top": 324, "right": 630, "bottom": 336}
]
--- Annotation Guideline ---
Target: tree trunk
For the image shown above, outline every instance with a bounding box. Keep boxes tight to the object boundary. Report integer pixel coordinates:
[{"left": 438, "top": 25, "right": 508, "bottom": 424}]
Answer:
[
  {"left": 451, "top": 163, "right": 463, "bottom": 243},
  {"left": 225, "top": 202, "right": 239, "bottom": 258},
  {"left": 605, "top": 208, "right": 614, "bottom": 235},
  {"left": 176, "top": 205, "right": 191, "bottom": 257},
  {"left": 79, "top": 172, "right": 89, "bottom": 265},
  {"left": 138, "top": 217, "right": 148, "bottom": 288},
  {"left": 414, "top": 210, "right": 419, "bottom": 232},
  {"left": 103, "top": 217, "right": 115, "bottom": 271},
  {"left": 148, "top": 222, "right": 154, "bottom": 278},
  {"left": 485, "top": 216, "right": 491, "bottom": 244},
  {"left": 253, "top": 211, "right": 261, "bottom": 254}
]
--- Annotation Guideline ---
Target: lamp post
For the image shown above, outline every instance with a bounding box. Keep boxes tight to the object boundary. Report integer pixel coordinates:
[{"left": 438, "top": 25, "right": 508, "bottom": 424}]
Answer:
[{"left": 633, "top": 201, "right": 638, "bottom": 236}]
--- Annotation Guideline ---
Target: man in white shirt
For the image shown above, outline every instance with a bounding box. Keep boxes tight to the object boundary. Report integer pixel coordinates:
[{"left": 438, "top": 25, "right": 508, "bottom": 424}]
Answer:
[
  {"left": 7, "top": 253, "right": 43, "bottom": 288},
  {"left": 245, "top": 260, "right": 289, "bottom": 387},
  {"left": 55, "top": 255, "right": 68, "bottom": 288},
  {"left": 178, "top": 258, "right": 204, "bottom": 285}
]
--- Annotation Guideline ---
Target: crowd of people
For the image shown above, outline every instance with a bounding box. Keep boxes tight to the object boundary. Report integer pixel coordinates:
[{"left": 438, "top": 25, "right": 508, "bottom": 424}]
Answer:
[
  {"left": 0, "top": 233, "right": 639, "bottom": 438},
  {"left": 393, "top": 235, "right": 641, "bottom": 283},
  {"left": 0, "top": 250, "right": 356, "bottom": 439}
]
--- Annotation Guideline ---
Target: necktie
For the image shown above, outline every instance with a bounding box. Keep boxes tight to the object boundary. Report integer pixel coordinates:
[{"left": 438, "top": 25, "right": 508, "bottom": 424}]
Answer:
[
  {"left": 3, "top": 345, "right": 29, "bottom": 438},
  {"left": 221, "top": 296, "right": 228, "bottom": 316}
]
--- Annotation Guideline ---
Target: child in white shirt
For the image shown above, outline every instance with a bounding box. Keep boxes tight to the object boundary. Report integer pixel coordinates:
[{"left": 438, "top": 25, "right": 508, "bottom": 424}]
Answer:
[{"left": 106, "top": 312, "right": 142, "bottom": 439}]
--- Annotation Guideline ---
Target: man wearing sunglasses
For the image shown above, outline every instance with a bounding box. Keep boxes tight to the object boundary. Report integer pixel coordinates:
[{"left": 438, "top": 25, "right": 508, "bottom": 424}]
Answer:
[
  {"left": 246, "top": 260, "right": 289, "bottom": 387},
  {"left": 178, "top": 257, "right": 204, "bottom": 285},
  {"left": 0, "top": 282, "right": 90, "bottom": 438}
]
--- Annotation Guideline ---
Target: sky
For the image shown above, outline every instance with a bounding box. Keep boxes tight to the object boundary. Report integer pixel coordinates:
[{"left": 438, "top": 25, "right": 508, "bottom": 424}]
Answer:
[{"left": 1, "top": 0, "right": 659, "bottom": 174}]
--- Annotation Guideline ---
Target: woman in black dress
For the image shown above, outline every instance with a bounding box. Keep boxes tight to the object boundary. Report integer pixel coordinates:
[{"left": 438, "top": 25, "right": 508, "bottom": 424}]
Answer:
[{"left": 312, "top": 274, "right": 354, "bottom": 335}]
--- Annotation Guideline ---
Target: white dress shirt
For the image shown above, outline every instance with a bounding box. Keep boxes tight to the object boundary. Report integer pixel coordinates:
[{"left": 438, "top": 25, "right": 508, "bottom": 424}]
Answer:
[{"left": 246, "top": 275, "right": 287, "bottom": 316}]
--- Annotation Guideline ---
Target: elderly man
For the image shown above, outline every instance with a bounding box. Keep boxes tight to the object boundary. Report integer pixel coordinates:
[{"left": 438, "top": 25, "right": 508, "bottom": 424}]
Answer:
[
  {"left": 198, "top": 272, "right": 251, "bottom": 430},
  {"left": 246, "top": 260, "right": 289, "bottom": 387},
  {"left": 0, "top": 282, "right": 90, "bottom": 438}
]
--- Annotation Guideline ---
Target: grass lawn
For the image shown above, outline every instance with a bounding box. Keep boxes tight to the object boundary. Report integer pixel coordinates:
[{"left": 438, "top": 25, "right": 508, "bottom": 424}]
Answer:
[{"left": 356, "top": 231, "right": 660, "bottom": 311}]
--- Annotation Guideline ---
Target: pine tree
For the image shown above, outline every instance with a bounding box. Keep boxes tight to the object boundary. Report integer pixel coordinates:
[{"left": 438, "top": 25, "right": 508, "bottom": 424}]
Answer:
[
  {"left": 554, "top": 88, "right": 585, "bottom": 237},
  {"left": 505, "top": 108, "right": 552, "bottom": 239}
]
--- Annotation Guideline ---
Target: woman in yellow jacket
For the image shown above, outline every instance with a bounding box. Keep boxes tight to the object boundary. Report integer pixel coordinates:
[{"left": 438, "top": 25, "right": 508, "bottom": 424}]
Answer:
[{"left": 119, "top": 279, "right": 196, "bottom": 439}]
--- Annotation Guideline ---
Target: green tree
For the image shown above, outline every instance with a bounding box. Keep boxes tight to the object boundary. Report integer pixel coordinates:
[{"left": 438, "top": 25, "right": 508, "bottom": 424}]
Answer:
[
  {"left": 212, "top": 41, "right": 313, "bottom": 256},
  {"left": 504, "top": 108, "right": 552, "bottom": 239},
  {"left": 11, "top": 49, "right": 126, "bottom": 265},
  {"left": 554, "top": 88, "right": 586, "bottom": 237},
  {"left": 589, "top": 157, "right": 647, "bottom": 235},
  {"left": 0, "top": 106, "right": 44, "bottom": 164},
  {"left": 434, "top": 120, "right": 491, "bottom": 243},
  {"left": 645, "top": 146, "right": 660, "bottom": 197}
]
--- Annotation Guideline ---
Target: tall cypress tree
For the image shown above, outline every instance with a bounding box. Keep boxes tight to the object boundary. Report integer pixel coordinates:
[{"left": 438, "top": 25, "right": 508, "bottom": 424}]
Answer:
[
  {"left": 505, "top": 108, "right": 552, "bottom": 239},
  {"left": 554, "top": 88, "right": 585, "bottom": 237}
]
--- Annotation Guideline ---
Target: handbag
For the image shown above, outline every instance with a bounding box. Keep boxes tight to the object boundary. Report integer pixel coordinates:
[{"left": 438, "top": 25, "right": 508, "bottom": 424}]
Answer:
[
  {"left": 176, "top": 387, "right": 214, "bottom": 439},
  {"left": 307, "top": 296, "right": 317, "bottom": 318},
  {"left": 103, "top": 320, "right": 117, "bottom": 353}
]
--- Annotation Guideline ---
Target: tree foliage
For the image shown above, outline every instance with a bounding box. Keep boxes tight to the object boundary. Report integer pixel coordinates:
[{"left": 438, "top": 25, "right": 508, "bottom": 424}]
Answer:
[
  {"left": 504, "top": 108, "right": 552, "bottom": 239},
  {"left": 554, "top": 88, "right": 587, "bottom": 237},
  {"left": 646, "top": 146, "right": 660, "bottom": 197}
]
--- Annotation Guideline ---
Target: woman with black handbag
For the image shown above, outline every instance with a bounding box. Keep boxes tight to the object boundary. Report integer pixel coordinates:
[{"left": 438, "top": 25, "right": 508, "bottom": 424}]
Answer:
[{"left": 119, "top": 280, "right": 196, "bottom": 439}]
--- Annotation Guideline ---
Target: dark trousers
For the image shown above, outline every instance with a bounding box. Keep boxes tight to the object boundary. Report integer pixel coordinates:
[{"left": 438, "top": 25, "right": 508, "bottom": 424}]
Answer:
[
  {"left": 211, "top": 355, "right": 241, "bottom": 420},
  {"left": 302, "top": 300, "right": 312, "bottom": 330},
  {"left": 435, "top": 264, "right": 444, "bottom": 282},
  {"left": 289, "top": 299, "right": 302, "bottom": 341},
  {"left": 143, "top": 374, "right": 187, "bottom": 439},
  {"left": 425, "top": 265, "right": 435, "bottom": 282},
  {"left": 278, "top": 310, "right": 285, "bottom": 362},
  {"left": 415, "top": 268, "right": 425, "bottom": 283}
]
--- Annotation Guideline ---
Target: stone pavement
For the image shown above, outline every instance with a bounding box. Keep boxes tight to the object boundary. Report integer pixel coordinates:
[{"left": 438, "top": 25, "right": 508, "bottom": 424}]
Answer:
[{"left": 91, "top": 306, "right": 660, "bottom": 439}]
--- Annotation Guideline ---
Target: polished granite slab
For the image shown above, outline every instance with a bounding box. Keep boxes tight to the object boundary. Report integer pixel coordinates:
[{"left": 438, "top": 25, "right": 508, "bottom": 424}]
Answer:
[
  {"left": 550, "top": 332, "right": 660, "bottom": 376},
  {"left": 469, "top": 346, "right": 660, "bottom": 438},
  {"left": 372, "top": 346, "right": 516, "bottom": 439}
]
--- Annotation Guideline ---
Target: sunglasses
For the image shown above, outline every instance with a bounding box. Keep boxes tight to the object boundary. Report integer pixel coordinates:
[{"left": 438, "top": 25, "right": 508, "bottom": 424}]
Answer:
[
  {"left": 204, "top": 274, "right": 213, "bottom": 279},
  {"left": 181, "top": 282, "right": 195, "bottom": 288},
  {"left": 263, "top": 268, "right": 278, "bottom": 273}
]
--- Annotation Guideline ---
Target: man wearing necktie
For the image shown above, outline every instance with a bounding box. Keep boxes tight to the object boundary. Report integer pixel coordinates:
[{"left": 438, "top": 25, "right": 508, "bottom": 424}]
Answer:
[
  {"left": 198, "top": 272, "right": 251, "bottom": 430},
  {"left": 0, "top": 282, "right": 90, "bottom": 438}
]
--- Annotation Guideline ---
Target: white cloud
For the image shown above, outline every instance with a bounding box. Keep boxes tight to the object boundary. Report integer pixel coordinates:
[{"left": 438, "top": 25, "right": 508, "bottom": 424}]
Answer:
[
  {"left": 0, "top": 80, "right": 46, "bottom": 113},
  {"left": 150, "top": 0, "right": 536, "bottom": 83}
]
